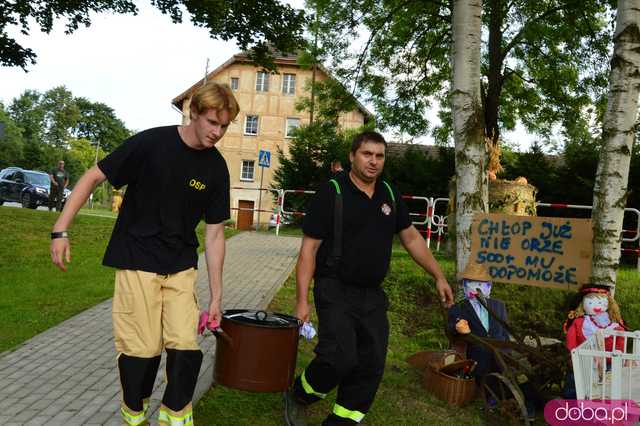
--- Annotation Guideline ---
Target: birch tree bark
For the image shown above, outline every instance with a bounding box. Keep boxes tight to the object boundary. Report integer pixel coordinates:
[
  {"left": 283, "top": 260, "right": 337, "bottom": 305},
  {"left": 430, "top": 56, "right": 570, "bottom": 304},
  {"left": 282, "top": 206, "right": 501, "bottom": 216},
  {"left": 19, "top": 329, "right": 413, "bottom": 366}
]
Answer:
[
  {"left": 591, "top": 0, "right": 640, "bottom": 286},
  {"left": 452, "top": 0, "right": 488, "bottom": 273}
]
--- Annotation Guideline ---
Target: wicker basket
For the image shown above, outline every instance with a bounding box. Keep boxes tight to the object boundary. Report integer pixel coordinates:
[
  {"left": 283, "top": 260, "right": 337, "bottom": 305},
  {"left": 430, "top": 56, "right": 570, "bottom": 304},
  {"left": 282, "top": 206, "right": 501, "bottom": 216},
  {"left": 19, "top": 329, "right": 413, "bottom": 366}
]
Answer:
[
  {"left": 407, "top": 349, "right": 462, "bottom": 371},
  {"left": 422, "top": 351, "right": 477, "bottom": 407}
]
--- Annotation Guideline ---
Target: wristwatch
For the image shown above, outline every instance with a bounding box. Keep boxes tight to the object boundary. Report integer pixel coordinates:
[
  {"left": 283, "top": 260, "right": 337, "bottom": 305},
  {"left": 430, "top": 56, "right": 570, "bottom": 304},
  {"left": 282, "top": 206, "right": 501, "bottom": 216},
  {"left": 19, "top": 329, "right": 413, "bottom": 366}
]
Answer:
[{"left": 50, "top": 231, "right": 69, "bottom": 239}]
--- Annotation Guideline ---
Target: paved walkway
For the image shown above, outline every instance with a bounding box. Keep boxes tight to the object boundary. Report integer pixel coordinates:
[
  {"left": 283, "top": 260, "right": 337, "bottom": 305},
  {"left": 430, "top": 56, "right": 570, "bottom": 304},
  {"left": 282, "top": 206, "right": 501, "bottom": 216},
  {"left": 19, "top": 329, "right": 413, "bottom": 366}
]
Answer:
[{"left": 0, "top": 232, "right": 301, "bottom": 425}]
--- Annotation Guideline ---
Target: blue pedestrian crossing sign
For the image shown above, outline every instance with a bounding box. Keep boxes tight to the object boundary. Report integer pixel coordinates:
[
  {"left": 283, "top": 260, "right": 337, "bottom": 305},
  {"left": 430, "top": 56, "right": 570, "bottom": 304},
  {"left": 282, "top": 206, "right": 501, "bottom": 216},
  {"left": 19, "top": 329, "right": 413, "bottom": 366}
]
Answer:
[{"left": 258, "top": 150, "right": 271, "bottom": 168}]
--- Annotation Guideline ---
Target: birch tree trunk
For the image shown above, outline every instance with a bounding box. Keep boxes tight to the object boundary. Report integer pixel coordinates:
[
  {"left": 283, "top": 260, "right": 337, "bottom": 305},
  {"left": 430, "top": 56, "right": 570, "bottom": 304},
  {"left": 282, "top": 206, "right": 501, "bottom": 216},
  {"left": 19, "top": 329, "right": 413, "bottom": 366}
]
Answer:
[
  {"left": 591, "top": 0, "right": 640, "bottom": 287},
  {"left": 453, "top": 0, "right": 488, "bottom": 273}
]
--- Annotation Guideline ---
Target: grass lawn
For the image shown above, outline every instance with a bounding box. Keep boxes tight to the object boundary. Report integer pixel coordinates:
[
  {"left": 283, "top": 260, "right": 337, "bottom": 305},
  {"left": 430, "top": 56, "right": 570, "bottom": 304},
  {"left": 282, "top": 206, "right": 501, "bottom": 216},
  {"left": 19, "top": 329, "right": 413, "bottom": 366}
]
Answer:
[
  {"left": 195, "top": 249, "right": 484, "bottom": 426},
  {"left": 194, "top": 244, "right": 640, "bottom": 425},
  {"left": 0, "top": 206, "right": 239, "bottom": 353},
  {"left": 79, "top": 206, "right": 119, "bottom": 219}
]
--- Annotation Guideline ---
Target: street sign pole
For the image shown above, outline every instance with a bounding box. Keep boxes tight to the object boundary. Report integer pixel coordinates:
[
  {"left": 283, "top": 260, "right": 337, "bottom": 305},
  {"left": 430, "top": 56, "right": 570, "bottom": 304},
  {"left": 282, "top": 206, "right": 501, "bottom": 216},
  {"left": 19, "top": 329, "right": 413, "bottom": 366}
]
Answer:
[
  {"left": 257, "top": 149, "right": 271, "bottom": 231},
  {"left": 258, "top": 167, "right": 265, "bottom": 230}
]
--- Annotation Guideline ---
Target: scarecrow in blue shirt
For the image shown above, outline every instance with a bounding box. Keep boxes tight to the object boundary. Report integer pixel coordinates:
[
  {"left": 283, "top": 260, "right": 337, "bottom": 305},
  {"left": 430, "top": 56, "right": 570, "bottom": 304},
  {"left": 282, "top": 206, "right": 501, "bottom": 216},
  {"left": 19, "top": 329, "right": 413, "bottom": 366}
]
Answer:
[
  {"left": 447, "top": 262, "right": 538, "bottom": 419},
  {"left": 447, "top": 262, "right": 509, "bottom": 385}
]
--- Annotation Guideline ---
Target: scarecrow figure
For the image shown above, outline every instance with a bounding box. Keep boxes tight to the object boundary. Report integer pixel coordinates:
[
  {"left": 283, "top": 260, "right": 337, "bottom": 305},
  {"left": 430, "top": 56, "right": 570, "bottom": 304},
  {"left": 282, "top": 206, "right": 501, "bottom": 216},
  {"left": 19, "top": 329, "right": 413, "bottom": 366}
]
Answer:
[
  {"left": 448, "top": 262, "right": 538, "bottom": 418},
  {"left": 563, "top": 284, "right": 627, "bottom": 399},
  {"left": 564, "top": 284, "right": 626, "bottom": 353},
  {"left": 448, "top": 262, "right": 509, "bottom": 385}
]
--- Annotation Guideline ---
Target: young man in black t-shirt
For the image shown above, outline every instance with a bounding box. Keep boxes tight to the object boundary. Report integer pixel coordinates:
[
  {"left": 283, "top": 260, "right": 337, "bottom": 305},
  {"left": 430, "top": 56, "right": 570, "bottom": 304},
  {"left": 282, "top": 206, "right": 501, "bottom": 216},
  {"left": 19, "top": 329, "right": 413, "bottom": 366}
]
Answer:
[
  {"left": 50, "top": 82, "right": 239, "bottom": 425},
  {"left": 284, "top": 131, "right": 454, "bottom": 426}
]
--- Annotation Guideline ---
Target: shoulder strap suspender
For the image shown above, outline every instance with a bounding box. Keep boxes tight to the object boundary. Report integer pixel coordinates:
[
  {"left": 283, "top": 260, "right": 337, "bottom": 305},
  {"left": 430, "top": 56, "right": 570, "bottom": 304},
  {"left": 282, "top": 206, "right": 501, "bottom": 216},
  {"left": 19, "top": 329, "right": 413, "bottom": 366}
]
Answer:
[
  {"left": 328, "top": 179, "right": 343, "bottom": 265},
  {"left": 326, "top": 179, "right": 395, "bottom": 270},
  {"left": 382, "top": 180, "right": 396, "bottom": 211}
]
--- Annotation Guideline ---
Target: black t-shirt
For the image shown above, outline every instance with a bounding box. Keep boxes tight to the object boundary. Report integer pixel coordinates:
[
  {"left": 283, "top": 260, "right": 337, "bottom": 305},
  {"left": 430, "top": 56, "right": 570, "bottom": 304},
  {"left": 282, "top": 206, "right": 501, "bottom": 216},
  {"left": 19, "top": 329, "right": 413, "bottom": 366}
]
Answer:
[
  {"left": 302, "top": 172, "right": 411, "bottom": 287},
  {"left": 98, "top": 125, "right": 230, "bottom": 274}
]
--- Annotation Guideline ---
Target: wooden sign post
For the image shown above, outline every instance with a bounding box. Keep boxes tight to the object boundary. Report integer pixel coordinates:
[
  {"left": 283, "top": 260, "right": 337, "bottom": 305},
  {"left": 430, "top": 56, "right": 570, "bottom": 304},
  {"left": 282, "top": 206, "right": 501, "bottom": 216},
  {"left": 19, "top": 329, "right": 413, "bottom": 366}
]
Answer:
[{"left": 469, "top": 213, "right": 593, "bottom": 290}]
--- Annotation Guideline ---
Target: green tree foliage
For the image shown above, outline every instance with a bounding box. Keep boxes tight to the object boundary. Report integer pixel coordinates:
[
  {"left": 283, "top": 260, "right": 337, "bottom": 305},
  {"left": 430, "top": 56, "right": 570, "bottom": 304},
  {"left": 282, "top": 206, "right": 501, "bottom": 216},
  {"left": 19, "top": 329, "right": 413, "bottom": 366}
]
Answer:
[
  {"left": 60, "top": 140, "right": 92, "bottom": 185},
  {"left": 500, "top": 141, "right": 600, "bottom": 208},
  {"left": 308, "top": 0, "right": 615, "bottom": 147},
  {"left": 629, "top": 142, "right": 640, "bottom": 210},
  {"left": 382, "top": 140, "right": 640, "bottom": 215},
  {"left": 5, "top": 87, "right": 130, "bottom": 182},
  {"left": 8, "top": 90, "right": 45, "bottom": 145},
  {"left": 1, "top": 0, "right": 306, "bottom": 70},
  {"left": 383, "top": 146, "right": 454, "bottom": 198},
  {"left": 274, "top": 56, "right": 372, "bottom": 197},
  {"left": 273, "top": 121, "right": 351, "bottom": 192},
  {"left": 0, "top": 103, "right": 24, "bottom": 169},
  {"left": 21, "top": 140, "right": 48, "bottom": 171},
  {"left": 68, "top": 138, "right": 104, "bottom": 171},
  {"left": 501, "top": 143, "right": 558, "bottom": 201},
  {"left": 296, "top": 78, "right": 360, "bottom": 124},
  {"left": 74, "top": 98, "right": 132, "bottom": 153},
  {"left": 41, "top": 86, "right": 81, "bottom": 148},
  {"left": 555, "top": 140, "right": 600, "bottom": 205}
]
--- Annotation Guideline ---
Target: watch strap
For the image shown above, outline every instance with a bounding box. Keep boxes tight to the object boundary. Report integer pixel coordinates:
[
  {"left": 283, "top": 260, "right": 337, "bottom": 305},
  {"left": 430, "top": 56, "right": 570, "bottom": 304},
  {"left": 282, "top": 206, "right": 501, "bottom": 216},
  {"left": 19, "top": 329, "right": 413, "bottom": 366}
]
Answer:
[{"left": 51, "top": 231, "right": 69, "bottom": 239}]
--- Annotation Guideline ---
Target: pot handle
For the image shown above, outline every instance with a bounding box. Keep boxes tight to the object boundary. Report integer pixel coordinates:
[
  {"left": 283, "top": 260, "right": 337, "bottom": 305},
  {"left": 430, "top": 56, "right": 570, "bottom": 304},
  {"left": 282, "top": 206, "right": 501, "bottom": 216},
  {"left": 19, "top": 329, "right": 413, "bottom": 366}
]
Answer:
[{"left": 255, "top": 310, "right": 268, "bottom": 321}]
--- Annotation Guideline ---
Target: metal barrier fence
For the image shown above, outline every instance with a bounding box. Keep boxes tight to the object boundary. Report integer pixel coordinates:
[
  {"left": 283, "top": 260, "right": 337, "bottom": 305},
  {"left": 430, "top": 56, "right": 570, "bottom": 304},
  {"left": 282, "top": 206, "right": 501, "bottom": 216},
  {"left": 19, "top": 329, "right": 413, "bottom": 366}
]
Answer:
[
  {"left": 279, "top": 188, "right": 450, "bottom": 246},
  {"left": 235, "top": 186, "right": 640, "bottom": 269},
  {"left": 536, "top": 203, "right": 640, "bottom": 270},
  {"left": 230, "top": 186, "right": 280, "bottom": 232}
]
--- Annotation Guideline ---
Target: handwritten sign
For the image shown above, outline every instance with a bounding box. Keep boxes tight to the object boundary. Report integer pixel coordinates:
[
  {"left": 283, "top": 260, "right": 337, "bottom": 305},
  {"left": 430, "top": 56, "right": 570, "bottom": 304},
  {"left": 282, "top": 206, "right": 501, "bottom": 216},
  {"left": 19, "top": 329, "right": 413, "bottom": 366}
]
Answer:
[{"left": 470, "top": 213, "right": 593, "bottom": 290}]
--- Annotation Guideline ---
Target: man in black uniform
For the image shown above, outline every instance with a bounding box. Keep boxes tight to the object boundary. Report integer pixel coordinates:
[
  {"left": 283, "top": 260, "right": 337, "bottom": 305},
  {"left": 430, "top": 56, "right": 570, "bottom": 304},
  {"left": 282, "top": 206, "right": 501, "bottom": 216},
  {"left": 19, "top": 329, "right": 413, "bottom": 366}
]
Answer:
[
  {"left": 285, "top": 131, "right": 454, "bottom": 425},
  {"left": 50, "top": 81, "right": 238, "bottom": 426},
  {"left": 49, "top": 160, "right": 69, "bottom": 211}
]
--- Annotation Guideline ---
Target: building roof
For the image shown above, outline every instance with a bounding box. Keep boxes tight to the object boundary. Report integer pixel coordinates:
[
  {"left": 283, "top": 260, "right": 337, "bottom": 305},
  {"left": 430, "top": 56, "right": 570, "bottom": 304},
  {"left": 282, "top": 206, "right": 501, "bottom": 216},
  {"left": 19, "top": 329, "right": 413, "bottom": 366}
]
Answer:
[
  {"left": 385, "top": 142, "right": 446, "bottom": 158},
  {"left": 171, "top": 50, "right": 373, "bottom": 121}
]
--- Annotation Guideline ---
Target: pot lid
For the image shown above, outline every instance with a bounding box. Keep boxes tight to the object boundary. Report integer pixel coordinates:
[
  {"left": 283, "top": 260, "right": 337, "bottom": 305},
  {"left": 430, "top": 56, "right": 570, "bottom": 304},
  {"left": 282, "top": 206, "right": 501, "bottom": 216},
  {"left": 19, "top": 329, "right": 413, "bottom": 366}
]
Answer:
[{"left": 223, "top": 309, "right": 299, "bottom": 328}]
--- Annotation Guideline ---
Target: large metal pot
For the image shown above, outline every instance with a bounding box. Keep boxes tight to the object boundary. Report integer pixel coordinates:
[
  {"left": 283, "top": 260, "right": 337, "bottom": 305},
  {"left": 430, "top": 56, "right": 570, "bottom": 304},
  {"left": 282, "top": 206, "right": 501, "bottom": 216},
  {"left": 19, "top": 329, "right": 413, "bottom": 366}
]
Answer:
[{"left": 213, "top": 309, "right": 300, "bottom": 392}]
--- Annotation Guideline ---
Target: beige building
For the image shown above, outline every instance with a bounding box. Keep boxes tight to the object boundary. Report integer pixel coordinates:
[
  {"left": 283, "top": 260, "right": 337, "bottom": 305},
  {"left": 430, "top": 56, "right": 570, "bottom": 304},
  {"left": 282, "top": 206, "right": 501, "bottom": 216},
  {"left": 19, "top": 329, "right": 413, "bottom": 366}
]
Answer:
[{"left": 172, "top": 51, "right": 371, "bottom": 228}]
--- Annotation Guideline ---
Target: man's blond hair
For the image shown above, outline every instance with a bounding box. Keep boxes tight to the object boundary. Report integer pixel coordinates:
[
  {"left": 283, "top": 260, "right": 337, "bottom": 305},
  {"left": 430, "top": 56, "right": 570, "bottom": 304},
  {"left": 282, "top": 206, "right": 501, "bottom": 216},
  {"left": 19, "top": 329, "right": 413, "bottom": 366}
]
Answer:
[{"left": 190, "top": 82, "right": 240, "bottom": 120}]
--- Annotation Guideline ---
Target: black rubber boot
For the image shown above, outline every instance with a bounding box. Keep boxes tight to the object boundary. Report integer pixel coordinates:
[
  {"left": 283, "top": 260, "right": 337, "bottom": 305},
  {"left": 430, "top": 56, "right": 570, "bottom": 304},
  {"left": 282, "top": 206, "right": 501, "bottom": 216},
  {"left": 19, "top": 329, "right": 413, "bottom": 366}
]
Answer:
[{"left": 283, "top": 389, "right": 307, "bottom": 426}]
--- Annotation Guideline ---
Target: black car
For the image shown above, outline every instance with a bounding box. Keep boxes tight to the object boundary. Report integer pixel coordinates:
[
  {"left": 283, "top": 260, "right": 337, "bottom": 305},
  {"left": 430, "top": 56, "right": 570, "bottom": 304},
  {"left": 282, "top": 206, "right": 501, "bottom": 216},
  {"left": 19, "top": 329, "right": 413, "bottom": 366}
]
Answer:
[{"left": 0, "top": 167, "right": 70, "bottom": 209}]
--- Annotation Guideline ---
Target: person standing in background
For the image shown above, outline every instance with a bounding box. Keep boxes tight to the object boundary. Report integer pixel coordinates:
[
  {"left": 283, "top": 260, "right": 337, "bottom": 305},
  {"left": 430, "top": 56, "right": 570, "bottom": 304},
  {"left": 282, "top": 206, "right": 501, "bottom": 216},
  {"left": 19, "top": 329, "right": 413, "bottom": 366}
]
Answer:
[{"left": 49, "top": 160, "right": 69, "bottom": 211}]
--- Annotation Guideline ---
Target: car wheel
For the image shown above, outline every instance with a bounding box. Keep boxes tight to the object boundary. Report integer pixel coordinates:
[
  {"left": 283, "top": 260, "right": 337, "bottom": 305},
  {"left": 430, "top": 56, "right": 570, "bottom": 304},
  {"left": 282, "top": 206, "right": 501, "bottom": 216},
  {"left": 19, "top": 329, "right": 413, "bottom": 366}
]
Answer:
[{"left": 22, "top": 193, "right": 36, "bottom": 209}]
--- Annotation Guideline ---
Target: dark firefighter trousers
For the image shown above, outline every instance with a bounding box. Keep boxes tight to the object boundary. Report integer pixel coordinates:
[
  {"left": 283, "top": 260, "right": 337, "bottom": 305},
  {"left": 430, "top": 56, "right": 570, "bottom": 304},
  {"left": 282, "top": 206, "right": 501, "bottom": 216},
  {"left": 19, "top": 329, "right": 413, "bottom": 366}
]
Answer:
[{"left": 292, "top": 277, "right": 389, "bottom": 425}]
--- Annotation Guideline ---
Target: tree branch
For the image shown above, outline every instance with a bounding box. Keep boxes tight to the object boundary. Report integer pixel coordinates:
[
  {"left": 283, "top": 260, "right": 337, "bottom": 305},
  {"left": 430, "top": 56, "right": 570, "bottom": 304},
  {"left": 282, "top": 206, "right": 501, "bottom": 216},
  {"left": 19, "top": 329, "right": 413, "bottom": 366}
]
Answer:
[
  {"left": 350, "top": 0, "right": 419, "bottom": 94},
  {"left": 504, "top": 66, "right": 535, "bottom": 84},
  {"left": 501, "top": 3, "right": 572, "bottom": 60}
]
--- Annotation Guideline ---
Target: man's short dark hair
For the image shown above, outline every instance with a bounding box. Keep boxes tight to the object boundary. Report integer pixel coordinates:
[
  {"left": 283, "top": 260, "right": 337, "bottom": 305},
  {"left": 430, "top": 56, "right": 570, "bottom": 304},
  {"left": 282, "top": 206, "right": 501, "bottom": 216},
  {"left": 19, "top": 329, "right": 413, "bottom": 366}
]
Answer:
[{"left": 351, "top": 131, "right": 387, "bottom": 153}]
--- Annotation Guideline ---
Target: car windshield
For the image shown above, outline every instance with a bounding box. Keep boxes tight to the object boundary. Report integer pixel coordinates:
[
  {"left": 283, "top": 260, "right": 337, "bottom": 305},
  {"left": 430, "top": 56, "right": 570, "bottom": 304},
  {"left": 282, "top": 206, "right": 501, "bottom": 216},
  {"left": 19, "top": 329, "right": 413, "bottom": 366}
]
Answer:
[{"left": 25, "top": 172, "right": 50, "bottom": 186}]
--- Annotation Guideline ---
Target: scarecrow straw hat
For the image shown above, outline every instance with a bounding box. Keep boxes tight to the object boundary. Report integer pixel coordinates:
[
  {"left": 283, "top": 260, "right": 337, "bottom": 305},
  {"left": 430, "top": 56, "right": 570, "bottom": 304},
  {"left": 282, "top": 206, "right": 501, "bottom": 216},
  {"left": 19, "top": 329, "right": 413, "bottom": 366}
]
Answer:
[{"left": 458, "top": 262, "right": 491, "bottom": 282}]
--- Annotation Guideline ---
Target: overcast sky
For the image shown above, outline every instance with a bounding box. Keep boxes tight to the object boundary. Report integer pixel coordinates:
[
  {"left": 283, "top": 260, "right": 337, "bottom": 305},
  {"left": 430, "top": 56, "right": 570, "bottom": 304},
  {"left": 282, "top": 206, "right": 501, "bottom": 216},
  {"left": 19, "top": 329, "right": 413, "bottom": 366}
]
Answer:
[
  {"left": 0, "top": 2, "right": 242, "bottom": 133},
  {"left": 0, "top": 0, "right": 535, "bottom": 149}
]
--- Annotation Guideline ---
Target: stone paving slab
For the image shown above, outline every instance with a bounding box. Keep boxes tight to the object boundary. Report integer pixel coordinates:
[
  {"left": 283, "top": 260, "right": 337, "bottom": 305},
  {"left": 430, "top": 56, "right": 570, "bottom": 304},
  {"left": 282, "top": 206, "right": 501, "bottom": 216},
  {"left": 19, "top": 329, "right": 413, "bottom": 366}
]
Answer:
[{"left": 0, "top": 232, "right": 300, "bottom": 425}]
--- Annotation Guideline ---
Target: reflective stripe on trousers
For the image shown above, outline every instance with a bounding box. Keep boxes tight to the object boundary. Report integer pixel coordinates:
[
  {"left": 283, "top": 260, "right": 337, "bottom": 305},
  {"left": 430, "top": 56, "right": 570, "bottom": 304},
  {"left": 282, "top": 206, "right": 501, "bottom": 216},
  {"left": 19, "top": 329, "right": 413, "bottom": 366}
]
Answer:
[
  {"left": 120, "top": 398, "right": 150, "bottom": 425},
  {"left": 301, "top": 369, "right": 327, "bottom": 399},
  {"left": 120, "top": 407, "right": 146, "bottom": 426},
  {"left": 158, "top": 405, "right": 194, "bottom": 426},
  {"left": 333, "top": 403, "right": 365, "bottom": 422}
]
